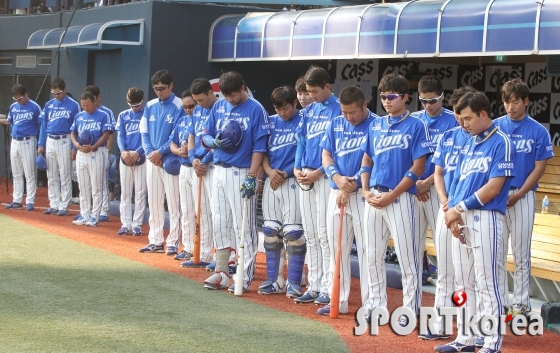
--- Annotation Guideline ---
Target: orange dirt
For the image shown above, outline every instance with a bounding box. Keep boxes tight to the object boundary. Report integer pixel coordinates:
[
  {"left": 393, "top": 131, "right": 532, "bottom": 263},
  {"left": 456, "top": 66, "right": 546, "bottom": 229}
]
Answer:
[{"left": 1, "top": 185, "right": 558, "bottom": 352}]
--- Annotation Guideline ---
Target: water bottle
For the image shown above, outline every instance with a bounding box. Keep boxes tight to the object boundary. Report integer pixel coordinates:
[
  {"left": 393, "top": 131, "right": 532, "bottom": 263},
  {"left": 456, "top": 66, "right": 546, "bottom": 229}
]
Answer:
[{"left": 542, "top": 195, "right": 549, "bottom": 214}]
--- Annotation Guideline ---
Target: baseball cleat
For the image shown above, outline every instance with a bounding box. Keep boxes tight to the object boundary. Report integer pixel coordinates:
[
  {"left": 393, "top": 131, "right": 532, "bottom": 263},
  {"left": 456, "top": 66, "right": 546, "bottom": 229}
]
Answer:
[
  {"left": 181, "top": 260, "right": 210, "bottom": 268},
  {"left": 228, "top": 283, "right": 248, "bottom": 293},
  {"left": 418, "top": 330, "right": 449, "bottom": 340},
  {"left": 5, "top": 202, "right": 22, "bottom": 209},
  {"left": 317, "top": 305, "right": 332, "bottom": 316},
  {"left": 257, "top": 280, "right": 285, "bottom": 295},
  {"left": 43, "top": 207, "right": 57, "bottom": 215},
  {"left": 474, "top": 337, "right": 484, "bottom": 348},
  {"left": 174, "top": 250, "right": 192, "bottom": 261},
  {"left": 98, "top": 215, "right": 109, "bottom": 222},
  {"left": 434, "top": 341, "right": 475, "bottom": 352},
  {"left": 57, "top": 208, "right": 68, "bottom": 216},
  {"left": 286, "top": 282, "right": 303, "bottom": 298},
  {"left": 73, "top": 213, "right": 82, "bottom": 221},
  {"left": 294, "top": 290, "right": 319, "bottom": 304},
  {"left": 314, "top": 292, "right": 330, "bottom": 305},
  {"left": 117, "top": 227, "right": 132, "bottom": 235},
  {"left": 165, "top": 246, "right": 178, "bottom": 256},
  {"left": 139, "top": 244, "right": 165, "bottom": 253},
  {"left": 72, "top": 216, "right": 87, "bottom": 226},
  {"left": 132, "top": 226, "right": 142, "bottom": 236},
  {"left": 26, "top": 203, "right": 34, "bottom": 211},
  {"left": 86, "top": 216, "right": 98, "bottom": 227},
  {"left": 203, "top": 272, "right": 229, "bottom": 290}
]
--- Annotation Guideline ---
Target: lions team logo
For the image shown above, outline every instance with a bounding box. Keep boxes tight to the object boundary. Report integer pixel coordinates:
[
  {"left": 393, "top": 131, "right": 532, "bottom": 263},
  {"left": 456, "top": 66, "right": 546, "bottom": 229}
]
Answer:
[
  {"left": 323, "top": 174, "right": 328, "bottom": 180},
  {"left": 291, "top": 184, "right": 296, "bottom": 189},
  {"left": 474, "top": 215, "right": 480, "bottom": 222},
  {"left": 234, "top": 171, "right": 239, "bottom": 176},
  {"left": 361, "top": 197, "right": 365, "bottom": 203},
  {"left": 393, "top": 198, "right": 400, "bottom": 204}
]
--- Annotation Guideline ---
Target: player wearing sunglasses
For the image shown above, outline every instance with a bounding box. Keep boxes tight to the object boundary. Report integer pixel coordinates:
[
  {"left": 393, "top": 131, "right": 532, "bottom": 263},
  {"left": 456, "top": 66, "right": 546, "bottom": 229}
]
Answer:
[
  {"left": 360, "top": 73, "right": 433, "bottom": 326},
  {"left": 421, "top": 86, "right": 477, "bottom": 342}
]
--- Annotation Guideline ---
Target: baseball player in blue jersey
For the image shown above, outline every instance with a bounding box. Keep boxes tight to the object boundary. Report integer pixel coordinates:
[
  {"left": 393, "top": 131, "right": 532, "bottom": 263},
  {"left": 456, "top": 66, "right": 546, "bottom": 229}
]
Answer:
[
  {"left": 295, "top": 77, "right": 313, "bottom": 109},
  {"left": 116, "top": 87, "right": 147, "bottom": 236},
  {"left": 70, "top": 91, "right": 113, "bottom": 227},
  {"left": 84, "top": 85, "right": 116, "bottom": 222},
  {"left": 138, "top": 70, "right": 185, "bottom": 255},
  {"left": 410, "top": 75, "right": 458, "bottom": 320},
  {"left": 169, "top": 89, "right": 202, "bottom": 263},
  {"left": 2, "top": 84, "right": 41, "bottom": 211},
  {"left": 38, "top": 78, "right": 80, "bottom": 216},
  {"left": 419, "top": 86, "right": 478, "bottom": 340},
  {"left": 435, "top": 91, "right": 515, "bottom": 353},
  {"left": 317, "top": 85, "right": 377, "bottom": 316},
  {"left": 293, "top": 66, "right": 341, "bottom": 305},
  {"left": 258, "top": 86, "right": 304, "bottom": 296},
  {"left": 201, "top": 71, "right": 269, "bottom": 293},
  {"left": 494, "top": 78, "right": 554, "bottom": 320},
  {"left": 177, "top": 79, "right": 217, "bottom": 267},
  {"left": 360, "top": 74, "right": 432, "bottom": 326}
]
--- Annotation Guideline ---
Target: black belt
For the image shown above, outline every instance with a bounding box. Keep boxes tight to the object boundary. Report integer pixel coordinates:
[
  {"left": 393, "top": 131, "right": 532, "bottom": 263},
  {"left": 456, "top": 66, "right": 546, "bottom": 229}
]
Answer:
[
  {"left": 372, "top": 185, "right": 391, "bottom": 192},
  {"left": 13, "top": 136, "right": 32, "bottom": 141},
  {"left": 48, "top": 134, "right": 67, "bottom": 140},
  {"left": 216, "top": 161, "right": 232, "bottom": 168}
]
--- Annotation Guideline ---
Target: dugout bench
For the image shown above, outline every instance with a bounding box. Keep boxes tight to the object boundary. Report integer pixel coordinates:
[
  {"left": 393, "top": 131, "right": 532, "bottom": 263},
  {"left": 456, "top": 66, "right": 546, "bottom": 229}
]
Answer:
[{"left": 424, "top": 146, "right": 560, "bottom": 303}]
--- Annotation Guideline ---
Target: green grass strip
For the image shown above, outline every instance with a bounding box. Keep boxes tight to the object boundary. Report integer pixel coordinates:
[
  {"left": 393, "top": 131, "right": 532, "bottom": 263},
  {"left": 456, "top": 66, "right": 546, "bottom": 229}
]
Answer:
[{"left": 0, "top": 214, "right": 349, "bottom": 353}]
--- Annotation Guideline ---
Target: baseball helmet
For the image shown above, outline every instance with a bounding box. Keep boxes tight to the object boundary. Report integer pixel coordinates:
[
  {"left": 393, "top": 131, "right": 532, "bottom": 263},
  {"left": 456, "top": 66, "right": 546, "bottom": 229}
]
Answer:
[
  {"left": 162, "top": 153, "right": 181, "bottom": 176},
  {"left": 218, "top": 119, "right": 243, "bottom": 154},
  {"left": 120, "top": 152, "right": 146, "bottom": 166},
  {"left": 78, "top": 130, "right": 93, "bottom": 146},
  {"left": 35, "top": 154, "right": 47, "bottom": 171}
]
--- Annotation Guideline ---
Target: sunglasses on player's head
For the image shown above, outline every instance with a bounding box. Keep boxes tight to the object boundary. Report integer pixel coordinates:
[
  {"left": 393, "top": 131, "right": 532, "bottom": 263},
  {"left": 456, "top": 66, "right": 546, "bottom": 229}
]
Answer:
[
  {"left": 128, "top": 100, "right": 143, "bottom": 108},
  {"left": 380, "top": 93, "right": 404, "bottom": 101},
  {"left": 458, "top": 225, "right": 480, "bottom": 249},
  {"left": 420, "top": 92, "right": 444, "bottom": 106},
  {"left": 153, "top": 85, "right": 169, "bottom": 92},
  {"left": 183, "top": 104, "right": 196, "bottom": 110}
]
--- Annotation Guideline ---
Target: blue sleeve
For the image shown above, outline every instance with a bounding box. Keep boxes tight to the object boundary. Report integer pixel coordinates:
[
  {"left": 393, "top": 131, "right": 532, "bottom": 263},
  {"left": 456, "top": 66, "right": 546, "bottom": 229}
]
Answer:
[
  {"left": 201, "top": 150, "right": 213, "bottom": 165},
  {"left": 294, "top": 136, "right": 306, "bottom": 169},
  {"left": 140, "top": 110, "right": 155, "bottom": 155},
  {"left": 38, "top": 112, "right": 47, "bottom": 147},
  {"left": 116, "top": 118, "right": 125, "bottom": 152},
  {"left": 284, "top": 161, "right": 295, "bottom": 178}
]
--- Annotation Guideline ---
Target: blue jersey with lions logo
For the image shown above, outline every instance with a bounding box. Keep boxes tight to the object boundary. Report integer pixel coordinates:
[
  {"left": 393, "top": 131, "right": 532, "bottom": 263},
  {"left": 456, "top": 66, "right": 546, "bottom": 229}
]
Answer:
[
  {"left": 449, "top": 124, "right": 515, "bottom": 214},
  {"left": 494, "top": 114, "right": 553, "bottom": 190},
  {"left": 361, "top": 113, "right": 433, "bottom": 194},
  {"left": 267, "top": 111, "right": 301, "bottom": 178},
  {"left": 432, "top": 126, "right": 471, "bottom": 196},
  {"left": 320, "top": 111, "right": 377, "bottom": 189}
]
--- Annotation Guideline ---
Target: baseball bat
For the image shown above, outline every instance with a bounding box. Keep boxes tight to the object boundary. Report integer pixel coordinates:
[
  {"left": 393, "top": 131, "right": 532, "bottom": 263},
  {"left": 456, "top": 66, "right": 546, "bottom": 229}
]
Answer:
[
  {"left": 234, "top": 200, "right": 248, "bottom": 296},
  {"left": 193, "top": 175, "right": 203, "bottom": 265},
  {"left": 330, "top": 204, "right": 345, "bottom": 319}
]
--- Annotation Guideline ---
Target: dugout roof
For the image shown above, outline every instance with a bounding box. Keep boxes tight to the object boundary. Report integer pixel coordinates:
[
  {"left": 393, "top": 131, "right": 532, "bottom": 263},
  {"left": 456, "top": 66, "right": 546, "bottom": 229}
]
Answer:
[
  {"left": 209, "top": 0, "right": 560, "bottom": 61},
  {"left": 27, "top": 20, "right": 144, "bottom": 50}
]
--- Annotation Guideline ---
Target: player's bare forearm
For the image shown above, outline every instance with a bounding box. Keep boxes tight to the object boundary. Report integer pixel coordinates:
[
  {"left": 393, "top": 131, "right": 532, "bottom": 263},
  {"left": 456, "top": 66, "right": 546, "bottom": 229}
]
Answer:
[
  {"left": 170, "top": 141, "right": 181, "bottom": 155},
  {"left": 187, "top": 134, "right": 195, "bottom": 151},
  {"left": 249, "top": 152, "right": 264, "bottom": 175},
  {"left": 475, "top": 176, "right": 507, "bottom": 204},
  {"left": 434, "top": 166, "right": 448, "bottom": 205},
  {"left": 70, "top": 131, "right": 80, "bottom": 149},
  {"left": 516, "top": 159, "right": 547, "bottom": 198},
  {"left": 390, "top": 155, "right": 426, "bottom": 199},
  {"left": 261, "top": 154, "right": 274, "bottom": 175}
]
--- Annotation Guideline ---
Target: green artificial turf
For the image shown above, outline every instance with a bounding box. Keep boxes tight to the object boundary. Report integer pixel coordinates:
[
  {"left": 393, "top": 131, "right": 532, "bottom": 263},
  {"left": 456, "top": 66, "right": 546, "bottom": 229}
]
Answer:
[{"left": 0, "top": 215, "right": 349, "bottom": 353}]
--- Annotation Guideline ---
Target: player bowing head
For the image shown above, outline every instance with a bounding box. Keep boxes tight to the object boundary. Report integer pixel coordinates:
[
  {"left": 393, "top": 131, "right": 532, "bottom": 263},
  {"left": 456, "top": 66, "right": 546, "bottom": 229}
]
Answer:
[
  {"left": 456, "top": 92, "right": 492, "bottom": 136},
  {"left": 304, "top": 66, "right": 332, "bottom": 103},
  {"left": 272, "top": 86, "right": 298, "bottom": 122},
  {"left": 418, "top": 75, "right": 444, "bottom": 117},
  {"left": 51, "top": 77, "right": 67, "bottom": 101},
  {"left": 152, "top": 70, "right": 174, "bottom": 101},
  {"left": 181, "top": 89, "right": 196, "bottom": 117},
  {"left": 339, "top": 85, "right": 369, "bottom": 126},
  {"left": 219, "top": 71, "right": 247, "bottom": 106},
  {"left": 379, "top": 73, "right": 409, "bottom": 116},
  {"left": 80, "top": 92, "right": 98, "bottom": 114},
  {"left": 191, "top": 79, "right": 218, "bottom": 109},
  {"left": 501, "top": 78, "right": 530, "bottom": 121},
  {"left": 295, "top": 77, "right": 313, "bottom": 109}
]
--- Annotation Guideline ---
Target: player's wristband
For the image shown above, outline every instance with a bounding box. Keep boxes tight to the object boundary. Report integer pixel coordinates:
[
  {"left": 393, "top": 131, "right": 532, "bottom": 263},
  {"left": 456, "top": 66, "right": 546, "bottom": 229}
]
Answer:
[
  {"left": 353, "top": 166, "right": 372, "bottom": 180},
  {"left": 461, "top": 193, "right": 484, "bottom": 211},
  {"left": 325, "top": 164, "right": 339, "bottom": 179},
  {"left": 405, "top": 170, "right": 420, "bottom": 183},
  {"left": 319, "top": 166, "right": 325, "bottom": 174},
  {"left": 188, "top": 149, "right": 196, "bottom": 164}
]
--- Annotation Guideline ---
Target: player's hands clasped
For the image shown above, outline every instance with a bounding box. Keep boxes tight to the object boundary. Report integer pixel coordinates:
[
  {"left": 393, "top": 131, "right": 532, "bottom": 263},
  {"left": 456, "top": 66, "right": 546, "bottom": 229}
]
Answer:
[
  {"left": 333, "top": 174, "right": 357, "bottom": 194},
  {"left": 240, "top": 174, "right": 257, "bottom": 198},
  {"left": 192, "top": 158, "right": 207, "bottom": 177},
  {"left": 148, "top": 150, "right": 163, "bottom": 167},
  {"left": 268, "top": 169, "right": 287, "bottom": 190}
]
